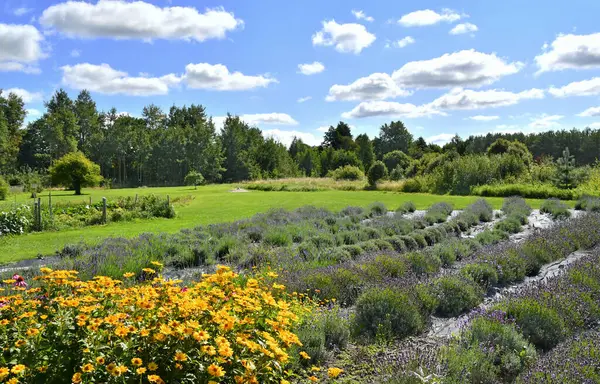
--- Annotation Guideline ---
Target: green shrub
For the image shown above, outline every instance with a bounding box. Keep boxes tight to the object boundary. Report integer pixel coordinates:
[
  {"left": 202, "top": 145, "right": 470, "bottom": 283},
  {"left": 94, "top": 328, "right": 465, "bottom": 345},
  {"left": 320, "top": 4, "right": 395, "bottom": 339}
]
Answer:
[
  {"left": 497, "top": 250, "right": 527, "bottom": 284},
  {"left": 0, "top": 176, "right": 8, "bottom": 200},
  {"left": 352, "top": 287, "right": 424, "bottom": 340},
  {"left": 339, "top": 244, "right": 362, "bottom": 259},
  {"left": 472, "top": 183, "right": 576, "bottom": 200},
  {"left": 475, "top": 229, "right": 508, "bottom": 245},
  {"left": 263, "top": 229, "right": 292, "bottom": 247},
  {"left": 461, "top": 263, "right": 498, "bottom": 291},
  {"left": 494, "top": 216, "right": 523, "bottom": 234},
  {"left": 406, "top": 252, "right": 441, "bottom": 276},
  {"left": 362, "top": 254, "right": 408, "bottom": 281},
  {"left": 540, "top": 198, "right": 571, "bottom": 220},
  {"left": 409, "top": 232, "right": 427, "bottom": 248},
  {"left": 0, "top": 205, "right": 31, "bottom": 235},
  {"left": 396, "top": 201, "right": 416, "bottom": 214},
  {"left": 444, "top": 317, "right": 537, "bottom": 383},
  {"left": 330, "top": 165, "right": 365, "bottom": 181},
  {"left": 400, "top": 178, "right": 423, "bottom": 193},
  {"left": 368, "top": 202, "right": 387, "bottom": 216},
  {"left": 575, "top": 195, "right": 600, "bottom": 212},
  {"left": 502, "top": 299, "right": 567, "bottom": 351},
  {"left": 424, "top": 202, "right": 453, "bottom": 225},
  {"left": 368, "top": 161, "right": 388, "bottom": 187},
  {"left": 434, "top": 276, "right": 484, "bottom": 317}
]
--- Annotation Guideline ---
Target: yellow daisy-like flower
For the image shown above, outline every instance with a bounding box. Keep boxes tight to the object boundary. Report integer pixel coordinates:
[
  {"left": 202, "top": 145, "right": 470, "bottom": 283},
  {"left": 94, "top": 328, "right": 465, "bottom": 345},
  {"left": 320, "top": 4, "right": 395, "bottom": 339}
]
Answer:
[
  {"left": 299, "top": 351, "right": 310, "bottom": 360},
  {"left": 7, "top": 378, "right": 19, "bottom": 384},
  {"left": 123, "top": 272, "right": 135, "bottom": 278},
  {"left": 72, "top": 373, "right": 82, "bottom": 383},
  {"left": 14, "top": 340, "right": 26, "bottom": 348},
  {"left": 136, "top": 367, "right": 147, "bottom": 375},
  {"left": 327, "top": 367, "right": 344, "bottom": 378},
  {"left": 81, "top": 363, "right": 94, "bottom": 373},
  {"left": 147, "top": 362, "right": 158, "bottom": 371},
  {"left": 311, "top": 366, "right": 321, "bottom": 372},
  {"left": 174, "top": 352, "right": 188, "bottom": 362},
  {"left": 95, "top": 357, "right": 105, "bottom": 365},
  {"left": 308, "top": 376, "right": 319, "bottom": 382},
  {"left": 11, "top": 365, "right": 26, "bottom": 374},
  {"left": 26, "top": 328, "right": 39, "bottom": 337},
  {"left": 147, "top": 375, "right": 162, "bottom": 383},
  {"left": 207, "top": 363, "right": 225, "bottom": 377},
  {"left": 0, "top": 367, "right": 10, "bottom": 379},
  {"left": 131, "top": 358, "right": 143, "bottom": 366}
]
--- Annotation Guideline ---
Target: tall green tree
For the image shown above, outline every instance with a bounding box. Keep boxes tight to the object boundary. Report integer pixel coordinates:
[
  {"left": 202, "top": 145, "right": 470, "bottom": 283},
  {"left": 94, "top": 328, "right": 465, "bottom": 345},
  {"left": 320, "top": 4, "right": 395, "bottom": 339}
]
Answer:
[
  {"left": 355, "top": 134, "right": 374, "bottom": 171},
  {"left": 0, "top": 91, "right": 26, "bottom": 171},
  {"left": 49, "top": 152, "right": 102, "bottom": 195},
  {"left": 221, "top": 115, "right": 263, "bottom": 182},
  {"left": 322, "top": 121, "right": 356, "bottom": 151},
  {"left": 374, "top": 121, "right": 413, "bottom": 158},
  {"left": 74, "top": 90, "right": 100, "bottom": 156},
  {"left": 43, "top": 89, "right": 79, "bottom": 159},
  {"left": 556, "top": 147, "right": 576, "bottom": 189}
]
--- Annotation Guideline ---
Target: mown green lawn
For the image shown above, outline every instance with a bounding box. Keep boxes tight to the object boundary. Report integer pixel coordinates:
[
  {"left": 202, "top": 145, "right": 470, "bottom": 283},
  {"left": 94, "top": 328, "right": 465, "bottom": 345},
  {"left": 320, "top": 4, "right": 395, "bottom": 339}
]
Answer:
[{"left": 0, "top": 184, "right": 560, "bottom": 264}]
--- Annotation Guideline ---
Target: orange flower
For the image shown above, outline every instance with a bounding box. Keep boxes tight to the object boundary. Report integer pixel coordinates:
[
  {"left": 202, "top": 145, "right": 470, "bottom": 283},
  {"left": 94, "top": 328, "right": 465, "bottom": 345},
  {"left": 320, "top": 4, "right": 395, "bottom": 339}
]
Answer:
[
  {"left": 72, "top": 373, "right": 82, "bottom": 383},
  {"left": 207, "top": 363, "right": 225, "bottom": 377},
  {"left": 174, "top": 352, "right": 188, "bottom": 362}
]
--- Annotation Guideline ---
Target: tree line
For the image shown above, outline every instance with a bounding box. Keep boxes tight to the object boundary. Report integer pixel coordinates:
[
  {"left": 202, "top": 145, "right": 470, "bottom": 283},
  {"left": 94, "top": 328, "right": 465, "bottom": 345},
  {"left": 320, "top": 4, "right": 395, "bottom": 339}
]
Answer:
[{"left": 1, "top": 88, "right": 599, "bottom": 189}]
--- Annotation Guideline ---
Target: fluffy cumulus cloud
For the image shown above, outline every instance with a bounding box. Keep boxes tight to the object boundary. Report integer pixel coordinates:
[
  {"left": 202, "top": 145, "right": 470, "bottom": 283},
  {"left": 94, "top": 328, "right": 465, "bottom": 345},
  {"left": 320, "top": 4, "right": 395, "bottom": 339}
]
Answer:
[
  {"left": 262, "top": 129, "right": 320, "bottom": 147},
  {"left": 61, "top": 63, "right": 182, "bottom": 96},
  {"left": 184, "top": 63, "right": 277, "bottom": 91},
  {"left": 0, "top": 23, "right": 45, "bottom": 73},
  {"left": 341, "top": 101, "right": 443, "bottom": 119},
  {"left": 297, "top": 61, "right": 325, "bottom": 75},
  {"left": 578, "top": 106, "right": 600, "bottom": 117},
  {"left": 316, "top": 126, "right": 329, "bottom": 132},
  {"left": 326, "top": 73, "right": 411, "bottom": 102},
  {"left": 588, "top": 122, "right": 600, "bottom": 129},
  {"left": 468, "top": 115, "right": 499, "bottom": 121},
  {"left": 398, "top": 9, "right": 462, "bottom": 27},
  {"left": 548, "top": 77, "right": 600, "bottom": 97},
  {"left": 426, "top": 133, "right": 455, "bottom": 146},
  {"left": 449, "top": 22, "right": 478, "bottom": 35},
  {"left": 312, "top": 20, "right": 376, "bottom": 54},
  {"left": 386, "top": 36, "right": 415, "bottom": 48},
  {"left": 391, "top": 50, "right": 523, "bottom": 88},
  {"left": 39, "top": 0, "right": 242, "bottom": 42},
  {"left": 3, "top": 88, "right": 43, "bottom": 103},
  {"left": 352, "top": 10, "right": 374, "bottom": 22},
  {"left": 430, "top": 88, "right": 544, "bottom": 110},
  {"left": 535, "top": 33, "right": 600, "bottom": 73},
  {"left": 529, "top": 114, "right": 564, "bottom": 129}
]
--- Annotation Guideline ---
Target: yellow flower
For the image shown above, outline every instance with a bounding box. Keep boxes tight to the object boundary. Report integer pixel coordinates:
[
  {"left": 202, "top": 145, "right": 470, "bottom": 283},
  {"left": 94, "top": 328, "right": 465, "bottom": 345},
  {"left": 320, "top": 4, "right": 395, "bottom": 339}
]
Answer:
[
  {"left": 11, "top": 365, "right": 26, "bottom": 374},
  {"left": 95, "top": 357, "right": 105, "bottom": 365},
  {"left": 131, "top": 358, "right": 143, "bottom": 366},
  {"left": 150, "top": 261, "right": 163, "bottom": 267},
  {"left": 308, "top": 376, "right": 319, "bottom": 382},
  {"left": 328, "top": 367, "right": 344, "bottom": 379},
  {"left": 207, "top": 363, "right": 225, "bottom": 377},
  {"left": 147, "top": 375, "right": 162, "bottom": 383},
  {"left": 0, "top": 367, "right": 9, "bottom": 379},
  {"left": 136, "top": 367, "right": 147, "bottom": 375},
  {"left": 267, "top": 271, "right": 278, "bottom": 278},
  {"left": 174, "top": 352, "right": 188, "bottom": 362},
  {"left": 82, "top": 363, "right": 94, "bottom": 373},
  {"left": 14, "top": 340, "right": 26, "bottom": 348},
  {"left": 142, "top": 268, "right": 156, "bottom": 274},
  {"left": 281, "top": 380, "right": 291, "bottom": 384},
  {"left": 123, "top": 272, "right": 135, "bottom": 278},
  {"left": 37, "top": 366, "right": 48, "bottom": 373},
  {"left": 26, "top": 328, "right": 40, "bottom": 337},
  {"left": 116, "top": 365, "right": 128, "bottom": 374},
  {"left": 7, "top": 378, "right": 19, "bottom": 384},
  {"left": 311, "top": 366, "right": 321, "bottom": 372},
  {"left": 72, "top": 373, "right": 82, "bottom": 383},
  {"left": 299, "top": 351, "right": 311, "bottom": 360},
  {"left": 39, "top": 267, "right": 53, "bottom": 274},
  {"left": 148, "top": 362, "right": 158, "bottom": 371}
]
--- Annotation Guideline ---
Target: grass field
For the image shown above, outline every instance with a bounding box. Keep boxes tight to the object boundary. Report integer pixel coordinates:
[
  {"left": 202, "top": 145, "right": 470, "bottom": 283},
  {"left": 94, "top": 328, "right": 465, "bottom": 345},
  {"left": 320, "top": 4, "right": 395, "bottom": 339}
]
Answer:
[{"left": 0, "top": 184, "right": 563, "bottom": 264}]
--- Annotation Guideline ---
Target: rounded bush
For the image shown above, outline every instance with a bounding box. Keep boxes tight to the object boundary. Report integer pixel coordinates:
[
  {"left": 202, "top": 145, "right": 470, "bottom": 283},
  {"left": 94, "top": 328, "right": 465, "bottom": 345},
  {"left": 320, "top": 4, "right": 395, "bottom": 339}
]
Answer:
[
  {"left": 367, "top": 161, "right": 388, "bottom": 187},
  {"left": 401, "top": 178, "right": 423, "bottom": 193},
  {"left": 352, "top": 287, "right": 424, "bottom": 340},
  {"left": 434, "top": 276, "right": 484, "bottom": 317},
  {"left": 504, "top": 299, "right": 567, "bottom": 350},
  {"left": 330, "top": 165, "right": 365, "bottom": 181},
  {"left": 461, "top": 263, "right": 498, "bottom": 291},
  {"left": 396, "top": 201, "right": 416, "bottom": 214},
  {"left": 368, "top": 201, "right": 387, "bottom": 216}
]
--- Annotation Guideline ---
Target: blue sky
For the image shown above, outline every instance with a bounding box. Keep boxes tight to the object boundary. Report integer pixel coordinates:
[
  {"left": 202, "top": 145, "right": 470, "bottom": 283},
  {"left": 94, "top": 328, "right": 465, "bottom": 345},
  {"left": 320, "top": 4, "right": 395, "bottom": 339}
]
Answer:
[{"left": 1, "top": 0, "right": 600, "bottom": 147}]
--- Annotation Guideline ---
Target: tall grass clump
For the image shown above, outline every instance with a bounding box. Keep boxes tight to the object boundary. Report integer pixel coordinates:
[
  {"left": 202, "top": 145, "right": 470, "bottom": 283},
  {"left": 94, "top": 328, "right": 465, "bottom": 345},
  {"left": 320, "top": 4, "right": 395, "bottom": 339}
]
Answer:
[
  {"left": 540, "top": 198, "right": 571, "bottom": 220},
  {"left": 424, "top": 202, "right": 453, "bottom": 225}
]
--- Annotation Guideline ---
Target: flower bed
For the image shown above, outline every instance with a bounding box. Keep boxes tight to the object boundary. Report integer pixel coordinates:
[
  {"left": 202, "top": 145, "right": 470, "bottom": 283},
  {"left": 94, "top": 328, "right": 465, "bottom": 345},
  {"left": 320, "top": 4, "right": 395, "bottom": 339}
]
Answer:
[{"left": 0, "top": 265, "right": 313, "bottom": 383}]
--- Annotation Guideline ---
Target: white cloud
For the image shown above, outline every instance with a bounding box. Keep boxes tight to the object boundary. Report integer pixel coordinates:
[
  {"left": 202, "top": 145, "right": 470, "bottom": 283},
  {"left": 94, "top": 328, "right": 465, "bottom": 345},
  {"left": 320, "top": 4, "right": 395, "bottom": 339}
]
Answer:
[
  {"left": 2, "top": 88, "right": 43, "bottom": 103},
  {"left": 0, "top": 23, "right": 45, "bottom": 73},
  {"left": 535, "top": 33, "right": 600, "bottom": 73},
  {"left": 449, "top": 22, "right": 478, "bottom": 35},
  {"left": 493, "top": 124, "right": 521, "bottom": 134},
  {"left": 548, "top": 77, "right": 600, "bottom": 97},
  {"left": 468, "top": 115, "right": 500, "bottom": 121},
  {"left": 391, "top": 50, "right": 523, "bottom": 88},
  {"left": 297, "top": 96, "right": 312, "bottom": 103},
  {"left": 70, "top": 49, "right": 81, "bottom": 58},
  {"left": 316, "top": 126, "right": 329, "bottom": 132},
  {"left": 429, "top": 88, "right": 544, "bottom": 110},
  {"left": 387, "top": 36, "right": 415, "bottom": 48},
  {"left": 352, "top": 10, "right": 374, "bottom": 22},
  {"left": 40, "top": 0, "right": 242, "bottom": 42},
  {"left": 263, "top": 129, "right": 321, "bottom": 147},
  {"left": 184, "top": 63, "right": 277, "bottom": 91},
  {"left": 341, "top": 101, "right": 444, "bottom": 119},
  {"left": 588, "top": 122, "right": 600, "bottom": 129},
  {"left": 578, "top": 106, "right": 600, "bottom": 117},
  {"left": 14, "top": 8, "right": 34, "bottom": 16},
  {"left": 529, "top": 114, "right": 563, "bottom": 129},
  {"left": 426, "top": 133, "right": 455, "bottom": 146},
  {"left": 238, "top": 113, "right": 298, "bottom": 126},
  {"left": 61, "top": 63, "right": 182, "bottom": 96},
  {"left": 398, "top": 9, "right": 462, "bottom": 27},
  {"left": 26, "top": 108, "right": 41, "bottom": 117},
  {"left": 326, "top": 73, "right": 411, "bottom": 102},
  {"left": 297, "top": 61, "right": 325, "bottom": 75},
  {"left": 312, "top": 20, "right": 376, "bottom": 54}
]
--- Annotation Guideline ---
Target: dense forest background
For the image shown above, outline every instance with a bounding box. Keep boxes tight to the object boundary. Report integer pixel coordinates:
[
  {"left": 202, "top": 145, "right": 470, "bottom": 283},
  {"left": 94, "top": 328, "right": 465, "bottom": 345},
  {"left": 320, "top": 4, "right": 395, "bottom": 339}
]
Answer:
[{"left": 2, "top": 88, "right": 599, "bottom": 189}]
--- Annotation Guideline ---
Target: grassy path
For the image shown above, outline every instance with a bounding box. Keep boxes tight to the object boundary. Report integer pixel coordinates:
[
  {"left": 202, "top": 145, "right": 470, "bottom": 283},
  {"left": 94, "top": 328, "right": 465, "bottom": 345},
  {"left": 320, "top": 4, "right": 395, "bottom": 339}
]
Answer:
[{"left": 0, "top": 184, "right": 557, "bottom": 264}]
